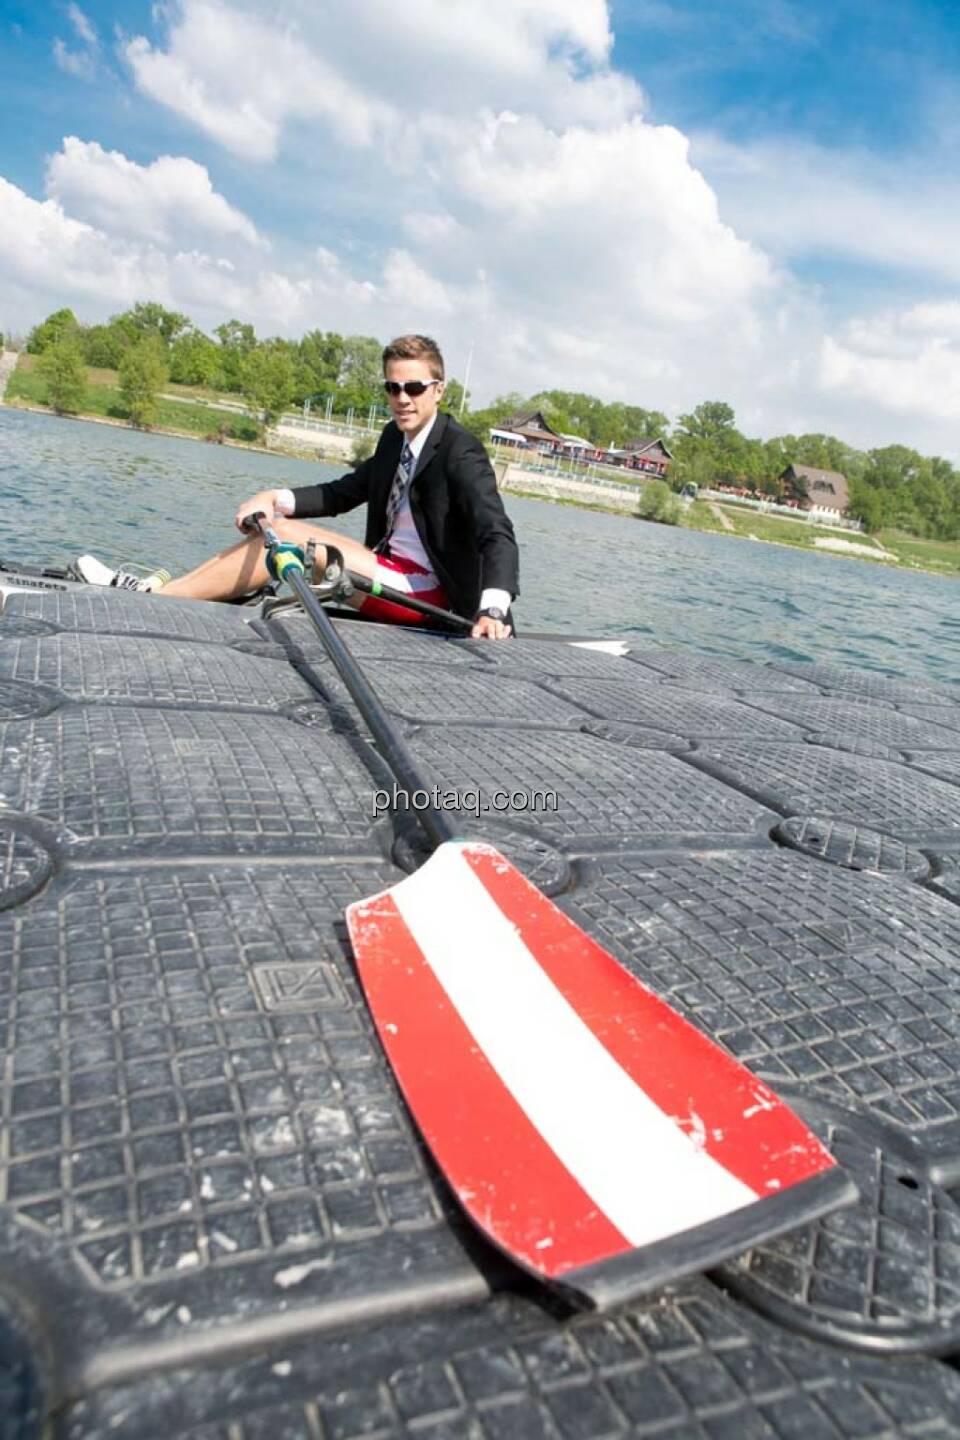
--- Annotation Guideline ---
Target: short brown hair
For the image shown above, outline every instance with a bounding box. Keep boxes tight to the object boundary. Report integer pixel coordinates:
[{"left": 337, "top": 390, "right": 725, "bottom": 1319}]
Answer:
[{"left": 382, "top": 334, "right": 445, "bottom": 381}]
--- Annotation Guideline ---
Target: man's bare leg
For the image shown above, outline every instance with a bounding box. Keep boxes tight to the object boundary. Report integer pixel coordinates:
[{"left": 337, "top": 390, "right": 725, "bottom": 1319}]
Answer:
[{"left": 158, "top": 522, "right": 379, "bottom": 602}]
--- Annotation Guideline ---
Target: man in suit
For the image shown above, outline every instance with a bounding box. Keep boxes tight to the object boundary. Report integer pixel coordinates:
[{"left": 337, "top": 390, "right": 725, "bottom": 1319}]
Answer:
[{"left": 80, "top": 335, "right": 518, "bottom": 640}]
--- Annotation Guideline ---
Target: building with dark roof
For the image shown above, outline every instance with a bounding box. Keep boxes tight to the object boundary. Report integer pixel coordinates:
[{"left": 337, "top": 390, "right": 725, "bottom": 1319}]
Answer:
[
  {"left": 497, "top": 412, "right": 673, "bottom": 474},
  {"left": 501, "top": 411, "right": 564, "bottom": 446},
  {"left": 780, "top": 464, "right": 851, "bottom": 516},
  {"left": 616, "top": 437, "right": 673, "bottom": 477}
]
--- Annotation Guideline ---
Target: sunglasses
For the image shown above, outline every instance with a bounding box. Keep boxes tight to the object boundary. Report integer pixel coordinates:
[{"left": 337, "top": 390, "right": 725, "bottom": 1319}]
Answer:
[{"left": 383, "top": 379, "right": 441, "bottom": 397}]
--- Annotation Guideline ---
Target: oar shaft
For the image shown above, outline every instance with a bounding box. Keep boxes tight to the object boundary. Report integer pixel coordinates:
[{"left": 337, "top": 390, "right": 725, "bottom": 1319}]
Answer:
[
  {"left": 346, "top": 571, "right": 472, "bottom": 632},
  {"left": 284, "top": 565, "right": 459, "bottom": 849},
  {"left": 249, "top": 514, "right": 460, "bottom": 848}
]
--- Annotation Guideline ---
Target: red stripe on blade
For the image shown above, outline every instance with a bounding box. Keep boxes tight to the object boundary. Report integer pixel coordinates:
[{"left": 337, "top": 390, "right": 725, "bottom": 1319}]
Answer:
[
  {"left": 461, "top": 845, "right": 834, "bottom": 1198},
  {"left": 347, "top": 889, "right": 631, "bottom": 1279}
]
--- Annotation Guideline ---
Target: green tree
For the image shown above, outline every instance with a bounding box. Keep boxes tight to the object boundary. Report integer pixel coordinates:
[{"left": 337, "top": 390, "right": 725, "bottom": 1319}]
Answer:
[
  {"left": 624, "top": 406, "right": 670, "bottom": 442},
  {"left": 37, "top": 336, "right": 87, "bottom": 413},
  {"left": 669, "top": 442, "right": 717, "bottom": 492},
  {"left": 118, "top": 336, "right": 168, "bottom": 428},
  {"left": 298, "top": 330, "right": 345, "bottom": 391},
  {"left": 240, "top": 341, "right": 295, "bottom": 437},
  {"left": 169, "top": 330, "right": 221, "bottom": 387},
  {"left": 81, "top": 323, "right": 128, "bottom": 370},
  {"left": 215, "top": 319, "right": 258, "bottom": 391},
  {"left": 216, "top": 318, "right": 257, "bottom": 351},
  {"left": 337, "top": 335, "right": 382, "bottom": 409},
  {"left": 441, "top": 378, "right": 468, "bottom": 415},
  {"left": 847, "top": 479, "right": 886, "bottom": 534},
  {"left": 636, "top": 480, "right": 681, "bottom": 525},
  {"left": 27, "top": 307, "right": 80, "bottom": 354},
  {"left": 112, "top": 301, "right": 190, "bottom": 347},
  {"left": 676, "top": 401, "right": 737, "bottom": 441}
]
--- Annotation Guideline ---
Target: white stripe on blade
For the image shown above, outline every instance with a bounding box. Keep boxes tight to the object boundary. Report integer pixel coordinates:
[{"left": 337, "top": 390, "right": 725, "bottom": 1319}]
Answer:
[{"left": 389, "top": 843, "right": 756, "bottom": 1250}]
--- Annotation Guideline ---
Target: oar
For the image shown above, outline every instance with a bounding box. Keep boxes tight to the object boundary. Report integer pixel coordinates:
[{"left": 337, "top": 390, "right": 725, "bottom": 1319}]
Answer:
[
  {"left": 343, "top": 570, "right": 473, "bottom": 632},
  {"left": 246, "top": 515, "right": 856, "bottom": 1309}
]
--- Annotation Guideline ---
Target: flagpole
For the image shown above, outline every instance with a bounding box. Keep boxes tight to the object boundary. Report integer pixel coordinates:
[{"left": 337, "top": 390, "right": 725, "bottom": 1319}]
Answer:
[{"left": 460, "top": 342, "right": 474, "bottom": 416}]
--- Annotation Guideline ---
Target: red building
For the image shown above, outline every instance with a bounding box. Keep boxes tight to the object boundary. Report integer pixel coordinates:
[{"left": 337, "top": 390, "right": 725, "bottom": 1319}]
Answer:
[
  {"left": 614, "top": 437, "right": 673, "bottom": 477},
  {"left": 497, "top": 412, "right": 673, "bottom": 476}
]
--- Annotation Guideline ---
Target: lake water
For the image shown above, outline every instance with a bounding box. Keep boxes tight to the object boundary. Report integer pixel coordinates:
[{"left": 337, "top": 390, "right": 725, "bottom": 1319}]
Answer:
[{"left": 2, "top": 406, "right": 957, "bottom": 687}]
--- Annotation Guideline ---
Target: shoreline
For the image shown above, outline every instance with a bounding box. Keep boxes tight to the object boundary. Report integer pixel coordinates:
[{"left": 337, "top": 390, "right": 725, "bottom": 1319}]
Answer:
[
  {"left": 4, "top": 395, "right": 957, "bottom": 580},
  {"left": 2, "top": 395, "right": 351, "bottom": 465}
]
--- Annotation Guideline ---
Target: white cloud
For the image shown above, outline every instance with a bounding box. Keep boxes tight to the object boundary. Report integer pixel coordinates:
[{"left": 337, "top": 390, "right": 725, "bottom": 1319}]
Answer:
[
  {"left": 53, "top": 38, "right": 96, "bottom": 80},
  {"left": 5, "top": 0, "right": 959, "bottom": 458},
  {"left": 902, "top": 301, "right": 960, "bottom": 339},
  {"left": 123, "top": 0, "right": 638, "bottom": 163},
  {"left": 820, "top": 305, "right": 960, "bottom": 449},
  {"left": 0, "top": 176, "right": 169, "bottom": 313},
  {"left": 68, "top": 4, "right": 98, "bottom": 47},
  {"left": 53, "top": 4, "right": 99, "bottom": 81},
  {"left": 692, "top": 133, "right": 960, "bottom": 286},
  {"left": 113, "top": 0, "right": 779, "bottom": 414},
  {"left": 123, "top": 3, "right": 396, "bottom": 162},
  {"left": 45, "top": 137, "right": 264, "bottom": 250}
]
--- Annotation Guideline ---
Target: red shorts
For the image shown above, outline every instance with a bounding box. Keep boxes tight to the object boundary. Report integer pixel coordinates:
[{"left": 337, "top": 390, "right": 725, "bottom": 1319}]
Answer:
[{"left": 360, "top": 551, "right": 451, "bottom": 626}]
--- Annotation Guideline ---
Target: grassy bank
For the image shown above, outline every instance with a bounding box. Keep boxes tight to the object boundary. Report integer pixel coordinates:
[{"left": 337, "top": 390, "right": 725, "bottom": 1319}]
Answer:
[
  {"left": 682, "top": 501, "right": 960, "bottom": 576},
  {"left": 878, "top": 530, "right": 960, "bottom": 575},
  {"left": 6, "top": 356, "right": 958, "bottom": 578},
  {"left": 6, "top": 355, "right": 261, "bottom": 444}
]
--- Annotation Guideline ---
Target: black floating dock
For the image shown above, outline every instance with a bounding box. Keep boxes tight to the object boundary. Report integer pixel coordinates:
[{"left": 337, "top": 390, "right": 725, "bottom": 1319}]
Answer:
[{"left": 3, "top": 581, "right": 960, "bottom": 1437}]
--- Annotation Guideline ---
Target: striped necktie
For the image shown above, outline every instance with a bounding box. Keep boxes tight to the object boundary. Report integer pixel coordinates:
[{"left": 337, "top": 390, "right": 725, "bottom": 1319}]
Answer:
[{"left": 379, "top": 440, "right": 414, "bottom": 552}]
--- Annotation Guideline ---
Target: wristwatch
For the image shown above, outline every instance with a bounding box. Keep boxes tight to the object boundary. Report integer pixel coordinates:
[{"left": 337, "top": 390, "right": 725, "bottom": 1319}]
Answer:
[{"left": 478, "top": 607, "right": 507, "bottom": 622}]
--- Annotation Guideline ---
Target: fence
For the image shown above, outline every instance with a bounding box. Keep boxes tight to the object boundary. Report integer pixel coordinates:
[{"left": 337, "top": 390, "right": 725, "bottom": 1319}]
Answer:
[
  {"left": 492, "top": 445, "right": 650, "bottom": 493},
  {"left": 280, "top": 394, "right": 391, "bottom": 436},
  {"left": 699, "top": 488, "right": 864, "bottom": 532}
]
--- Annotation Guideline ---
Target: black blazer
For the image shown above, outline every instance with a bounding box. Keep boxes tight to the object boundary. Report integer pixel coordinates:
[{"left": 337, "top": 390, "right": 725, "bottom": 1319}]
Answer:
[{"left": 289, "top": 412, "right": 519, "bottom": 620}]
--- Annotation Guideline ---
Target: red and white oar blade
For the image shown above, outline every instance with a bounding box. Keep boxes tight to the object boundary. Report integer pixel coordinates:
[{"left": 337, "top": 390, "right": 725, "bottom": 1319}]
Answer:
[{"left": 346, "top": 841, "right": 855, "bottom": 1309}]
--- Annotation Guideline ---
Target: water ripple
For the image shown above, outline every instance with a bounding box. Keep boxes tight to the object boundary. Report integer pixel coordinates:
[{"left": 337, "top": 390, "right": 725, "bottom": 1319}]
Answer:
[{"left": 1, "top": 406, "right": 957, "bottom": 689}]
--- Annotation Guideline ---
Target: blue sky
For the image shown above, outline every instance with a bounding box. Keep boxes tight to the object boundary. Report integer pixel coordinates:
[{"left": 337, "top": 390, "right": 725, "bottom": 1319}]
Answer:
[
  {"left": 615, "top": 0, "right": 960, "bottom": 148},
  {"left": 2, "top": 0, "right": 959, "bottom": 455}
]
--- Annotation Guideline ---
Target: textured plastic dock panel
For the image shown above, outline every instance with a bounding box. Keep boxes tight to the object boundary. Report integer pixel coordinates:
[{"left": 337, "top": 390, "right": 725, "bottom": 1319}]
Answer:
[
  {"left": 769, "top": 660, "right": 957, "bottom": 704},
  {"left": 473, "top": 635, "right": 646, "bottom": 678},
  {"left": 0, "top": 633, "right": 318, "bottom": 710},
  {"left": 737, "top": 693, "right": 960, "bottom": 752},
  {"left": 773, "top": 815, "right": 931, "bottom": 878},
  {"left": 0, "top": 863, "right": 488, "bottom": 1386},
  {"left": 689, "top": 740, "right": 960, "bottom": 843},
  {"left": 0, "top": 602, "right": 958, "bottom": 1436},
  {"left": 720, "top": 1103, "right": 960, "bottom": 1354},
  {"left": 564, "top": 848, "right": 960, "bottom": 1175},
  {"left": 897, "top": 702, "right": 960, "bottom": 734},
  {"left": 325, "top": 659, "right": 590, "bottom": 727},
  {"left": 258, "top": 609, "right": 480, "bottom": 667},
  {"left": 2, "top": 586, "right": 260, "bottom": 645},
  {"left": 0, "top": 708, "right": 387, "bottom": 858},
  {"left": 900, "top": 750, "right": 960, "bottom": 788},
  {"left": 402, "top": 725, "right": 777, "bottom": 849},
  {"left": 57, "top": 1279, "right": 960, "bottom": 1439},
  {"left": 628, "top": 647, "right": 826, "bottom": 694},
  {"left": 545, "top": 674, "right": 807, "bottom": 738}
]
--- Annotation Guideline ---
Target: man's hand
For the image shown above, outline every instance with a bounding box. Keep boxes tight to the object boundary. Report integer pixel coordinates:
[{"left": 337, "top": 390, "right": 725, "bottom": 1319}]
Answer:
[
  {"left": 234, "top": 489, "right": 293, "bottom": 533},
  {"left": 471, "top": 613, "right": 512, "bottom": 640}
]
